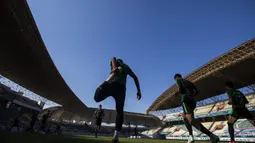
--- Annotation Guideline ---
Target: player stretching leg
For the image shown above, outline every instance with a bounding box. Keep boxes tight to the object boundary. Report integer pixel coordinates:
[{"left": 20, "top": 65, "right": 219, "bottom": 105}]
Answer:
[
  {"left": 93, "top": 104, "right": 105, "bottom": 138},
  {"left": 225, "top": 82, "right": 255, "bottom": 143},
  {"left": 94, "top": 57, "right": 142, "bottom": 143},
  {"left": 174, "top": 74, "right": 219, "bottom": 143}
]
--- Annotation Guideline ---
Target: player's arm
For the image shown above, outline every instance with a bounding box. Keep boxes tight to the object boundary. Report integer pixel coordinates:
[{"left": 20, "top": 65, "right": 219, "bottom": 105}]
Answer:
[
  {"left": 93, "top": 110, "right": 97, "bottom": 118},
  {"left": 191, "top": 82, "right": 199, "bottom": 96},
  {"left": 102, "top": 110, "right": 105, "bottom": 118},
  {"left": 110, "top": 57, "right": 118, "bottom": 74},
  {"left": 226, "top": 91, "right": 232, "bottom": 105},
  {"left": 176, "top": 79, "right": 185, "bottom": 94},
  {"left": 128, "top": 70, "right": 142, "bottom": 100},
  {"left": 238, "top": 91, "right": 248, "bottom": 105}
]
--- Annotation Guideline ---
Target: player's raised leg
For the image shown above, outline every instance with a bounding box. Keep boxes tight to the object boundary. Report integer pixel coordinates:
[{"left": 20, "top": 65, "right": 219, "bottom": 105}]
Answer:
[{"left": 94, "top": 57, "right": 119, "bottom": 102}]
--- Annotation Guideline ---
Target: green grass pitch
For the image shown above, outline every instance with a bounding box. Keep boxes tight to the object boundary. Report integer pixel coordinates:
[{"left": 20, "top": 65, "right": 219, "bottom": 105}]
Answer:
[{"left": 0, "top": 132, "right": 235, "bottom": 143}]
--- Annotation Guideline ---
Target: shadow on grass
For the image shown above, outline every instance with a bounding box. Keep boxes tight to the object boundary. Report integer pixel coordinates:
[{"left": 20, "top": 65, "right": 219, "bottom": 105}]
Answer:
[
  {"left": 0, "top": 132, "right": 110, "bottom": 143},
  {"left": 0, "top": 132, "right": 239, "bottom": 143}
]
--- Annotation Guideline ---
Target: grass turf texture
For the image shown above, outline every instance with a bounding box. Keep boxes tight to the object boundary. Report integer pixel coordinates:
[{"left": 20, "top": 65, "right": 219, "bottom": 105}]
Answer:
[{"left": 0, "top": 132, "right": 236, "bottom": 143}]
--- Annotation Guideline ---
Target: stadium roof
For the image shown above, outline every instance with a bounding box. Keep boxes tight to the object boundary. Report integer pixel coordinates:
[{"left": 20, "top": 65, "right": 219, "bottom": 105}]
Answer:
[
  {"left": 0, "top": 0, "right": 160, "bottom": 125},
  {"left": 0, "top": 0, "right": 87, "bottom": 115},
  {"left": 0, "top": 83, "right": 42, "bottom": 112},
  {"left": 147, "top": 38, "right": 255, "bottom": 113}
]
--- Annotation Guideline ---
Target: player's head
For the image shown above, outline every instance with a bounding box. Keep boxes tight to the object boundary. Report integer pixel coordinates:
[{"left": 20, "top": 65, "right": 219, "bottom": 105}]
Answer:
[
  {"left": 117, "top": 59, "right": 123, "bottom": 63},
  {"left": 174, "top": 73, "right": 182, "bottom": 80},
  {"left": 110, "top": 58, "right": 123, "bottom": 67},
  {"left": 99, "top": 104, "right": 102, "bottom": 109},
  {"left": 116, "top": 59, "right": 124, "bottom": 66},
  {"left": 225, "top": 81, "right": 234, "bottom": 89}
]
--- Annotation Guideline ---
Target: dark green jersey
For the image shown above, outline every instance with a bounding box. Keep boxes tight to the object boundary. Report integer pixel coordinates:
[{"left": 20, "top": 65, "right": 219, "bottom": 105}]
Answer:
[
  {"left": 93, "top": 109, "right": 105, "bottom": 120},
  {"left": 226, "top": 88, "right": 249, "bottom": 109},
  {"left": 110, "top": 60, "right": 131, "bottom": 84},
  {"left": 176, "top": 79, "right": 198, "bottom": 102}
]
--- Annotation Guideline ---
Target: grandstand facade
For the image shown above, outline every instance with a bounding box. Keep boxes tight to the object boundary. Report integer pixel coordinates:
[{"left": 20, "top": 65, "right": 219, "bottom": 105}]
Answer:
[
  {"left": 147, "top": 38, "right": 255, "bottom": 112},
  {"left": 144, "top": 39, "right": 255, "bottom": 142},
  {"left": 142, "top": 93, "right": 255, "bottom": 142}
]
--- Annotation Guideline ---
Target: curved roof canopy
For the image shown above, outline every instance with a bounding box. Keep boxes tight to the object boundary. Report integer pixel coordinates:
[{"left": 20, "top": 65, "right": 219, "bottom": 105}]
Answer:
[
  {"left": 0, "top": 0, "right": 160, "bottom": 125},
  {"left": 147, "top": 38, "right": 255, "bottom": 113},
  {"left": 0, "top": 0, "right": 87, "bottom": 115}
]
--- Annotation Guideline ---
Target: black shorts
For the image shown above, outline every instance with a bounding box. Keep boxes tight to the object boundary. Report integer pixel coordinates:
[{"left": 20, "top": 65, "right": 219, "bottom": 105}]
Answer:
[
  {"left": 96, "top": 119, "right": 102, "bottom": 127},
  {"left": 231, "top": 107, "right": 254, "bottom": 119},
  {"left": 94, "top": 81, "right": 126, "bottom": 111},
  {"left": 182, "top": 100, "right": 196, "bottom": 114}
]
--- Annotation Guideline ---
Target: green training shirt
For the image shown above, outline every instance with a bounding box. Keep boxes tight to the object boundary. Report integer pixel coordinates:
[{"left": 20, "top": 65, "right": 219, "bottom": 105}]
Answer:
[
  {"left": 110, "top": 60, "right": 131, "bottom": 84},
  {"left": 176, "top": 79, "right": 198, "bottom": 103},
  {"left": 226, "top": 88, "right": 248, "bottom": 109}
]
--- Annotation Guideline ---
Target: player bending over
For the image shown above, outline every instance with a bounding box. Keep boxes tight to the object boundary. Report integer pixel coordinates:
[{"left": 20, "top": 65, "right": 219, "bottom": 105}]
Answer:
[
  {"left": 93, "top": 104, "right": 105, "bottom": 138},
  {"left": 94, "top": 57, "right": 141, "bottom": 143},
  {"left": 225, "top": 81, "right": 255, "bottom": 143},
  {"left": 174, "top": 73, "right": 219, "bottom": 143}
]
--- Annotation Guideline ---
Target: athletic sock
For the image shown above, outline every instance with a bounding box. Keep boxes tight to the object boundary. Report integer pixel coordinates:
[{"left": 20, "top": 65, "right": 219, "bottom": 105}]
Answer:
[
  {"left": 113, "top": 130, "right": 119, "bottom": 140},
  {"left": 228, "top": 122, "right": 235, "bottom": 142},
  {"left": 95, "top": 129, "right": 97, "bottom": 138}
]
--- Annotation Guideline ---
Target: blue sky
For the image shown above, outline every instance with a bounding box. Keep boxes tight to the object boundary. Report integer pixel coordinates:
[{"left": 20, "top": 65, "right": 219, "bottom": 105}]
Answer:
[{"left": 27, "top": 0, "right": 255, "bottom": 113}]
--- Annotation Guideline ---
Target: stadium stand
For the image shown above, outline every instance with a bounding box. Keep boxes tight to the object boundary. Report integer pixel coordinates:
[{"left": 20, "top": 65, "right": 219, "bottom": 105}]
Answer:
[
  {"left": 235, "top": 119, "right": 254, "bottom": 129},
  {"left": 0, "top": 83, "right": 43, "bottom": 131},
  {"left": 163, "top": 114, "right": 177, "bottom": 121},
  {"left": 210, "top": 102, "right": 225, "bottom": 113},
  {"left": 247, "top": 95, "right": 255, "bottom": 106},
  {"left": 161, "top": 127, "right": 171, "bottom": 133},
  {"left": 143, "top": 91, "right": 255, "bottom": 141},
  {"left": 171, "top": 127, "right": 186, "bottom": 136},
  {"left": 195, "top": 104, "right": 214, "bottom": 115}
]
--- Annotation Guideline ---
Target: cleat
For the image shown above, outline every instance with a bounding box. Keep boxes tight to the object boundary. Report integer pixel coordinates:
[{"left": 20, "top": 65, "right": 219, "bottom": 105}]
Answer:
[{"left": 187, "top": 135, "right": 195, "bottom": 143}]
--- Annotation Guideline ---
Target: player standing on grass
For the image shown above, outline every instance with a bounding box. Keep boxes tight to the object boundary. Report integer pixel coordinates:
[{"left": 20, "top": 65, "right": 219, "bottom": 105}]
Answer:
[
  {"left": 225, "top": 81, "right": 255, "bottom": 143},
  {"left": 174, "top": 73, "right": 219, "bottom": 143},
  {"left": 93, "top": 104, "right": 105, "bottom": 138},
  {"left": 94, "top": 57, "right": 141, "bottom": 143},
  {"left": 27, "top": 111, "right": 38, "bottom": 133},
  {"left": 39, "top": 110, "right": 51, "bottom": 133}
]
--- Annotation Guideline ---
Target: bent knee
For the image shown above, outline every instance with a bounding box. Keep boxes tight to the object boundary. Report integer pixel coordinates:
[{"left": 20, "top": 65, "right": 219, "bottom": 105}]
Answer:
[
  {"left": 94, "top": 88, "right": 102, "bottom": 102},
  {"left": 94, "top": 94, "right": 100, "bottom": 102}
]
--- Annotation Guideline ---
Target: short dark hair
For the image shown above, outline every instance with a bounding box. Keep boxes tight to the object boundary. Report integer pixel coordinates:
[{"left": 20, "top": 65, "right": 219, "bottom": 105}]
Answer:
[
  {"left": 99, "top": 104, "right": 102, "bottom": 107},
  {"left": 225, "top": 81, "right": 234, "bottom": 88},
  {"left": 117, "top": 59, "right": 123, "bottom": 63},
  {"left": 174, "top": 73, "right": 182, "bottom": 79}
]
